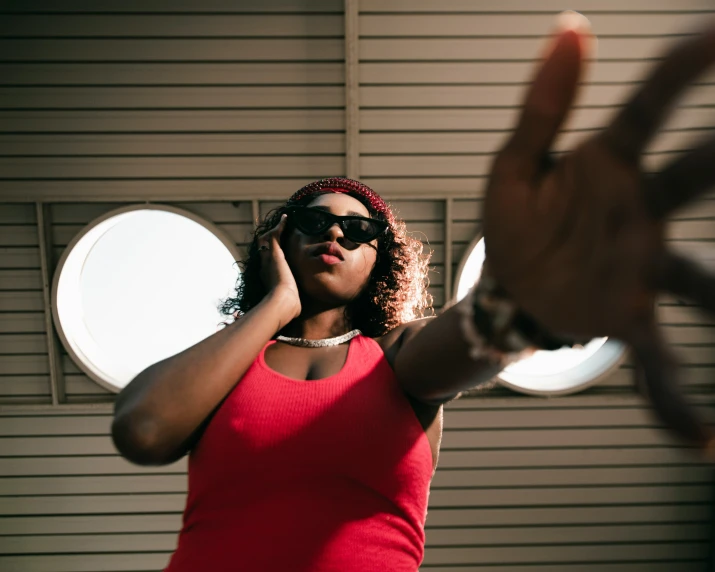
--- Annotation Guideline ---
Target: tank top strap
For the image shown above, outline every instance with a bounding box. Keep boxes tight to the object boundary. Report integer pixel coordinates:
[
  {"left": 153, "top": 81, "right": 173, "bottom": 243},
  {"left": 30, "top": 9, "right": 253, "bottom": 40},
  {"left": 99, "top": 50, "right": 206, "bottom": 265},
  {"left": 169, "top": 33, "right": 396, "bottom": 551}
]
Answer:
[{"left": 351, "top": 334, "right": 391, "bottom": 370}]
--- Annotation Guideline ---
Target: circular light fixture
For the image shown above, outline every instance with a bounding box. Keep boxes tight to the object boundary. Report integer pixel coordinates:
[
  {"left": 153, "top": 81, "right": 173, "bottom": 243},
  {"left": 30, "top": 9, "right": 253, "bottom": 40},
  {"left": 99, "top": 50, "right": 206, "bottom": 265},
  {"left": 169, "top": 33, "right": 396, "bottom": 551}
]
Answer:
[
  {"left": 454, "top": 235, "right": 626, "bottom": 395},
  {"left": 52, "top": 205, "right": 241, "bottom": 393}
]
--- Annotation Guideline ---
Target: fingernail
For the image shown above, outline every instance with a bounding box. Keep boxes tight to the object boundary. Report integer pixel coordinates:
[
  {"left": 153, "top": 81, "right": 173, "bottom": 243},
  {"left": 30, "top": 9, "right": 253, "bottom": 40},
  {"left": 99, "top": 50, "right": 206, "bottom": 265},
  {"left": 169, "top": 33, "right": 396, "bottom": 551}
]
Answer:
[
  {"left": 556, "top": 10, "right": 591, "bottom": 35},
  {"left": 553, "top": 10, "right": 597, "bottom": 59}
]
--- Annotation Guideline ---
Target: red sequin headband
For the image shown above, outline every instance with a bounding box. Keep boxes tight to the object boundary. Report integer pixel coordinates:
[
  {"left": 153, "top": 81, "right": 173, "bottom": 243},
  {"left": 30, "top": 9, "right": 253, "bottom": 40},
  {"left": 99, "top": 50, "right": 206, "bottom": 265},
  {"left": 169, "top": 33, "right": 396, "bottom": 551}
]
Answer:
[{"left": 286, "top": 177, "right": 395, "bottom": 226}]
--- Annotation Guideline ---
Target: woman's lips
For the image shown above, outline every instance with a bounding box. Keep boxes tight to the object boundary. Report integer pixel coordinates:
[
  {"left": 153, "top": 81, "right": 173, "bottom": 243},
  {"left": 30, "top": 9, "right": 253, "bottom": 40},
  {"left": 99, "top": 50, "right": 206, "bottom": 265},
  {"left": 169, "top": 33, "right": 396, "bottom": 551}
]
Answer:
[{"left": 316, "top": 253, "right": 343, "bottom": 265}]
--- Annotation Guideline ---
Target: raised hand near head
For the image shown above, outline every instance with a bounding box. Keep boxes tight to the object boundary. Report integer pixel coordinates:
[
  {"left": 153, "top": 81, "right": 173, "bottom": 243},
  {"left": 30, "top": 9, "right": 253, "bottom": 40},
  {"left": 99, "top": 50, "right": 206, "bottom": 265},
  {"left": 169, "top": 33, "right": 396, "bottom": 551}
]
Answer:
[
  {"left": 256, "top": 214, "right": 302, "bottom": 322},
  {"left": 483, "top": 15, "right": 715, "bottom": 452}
]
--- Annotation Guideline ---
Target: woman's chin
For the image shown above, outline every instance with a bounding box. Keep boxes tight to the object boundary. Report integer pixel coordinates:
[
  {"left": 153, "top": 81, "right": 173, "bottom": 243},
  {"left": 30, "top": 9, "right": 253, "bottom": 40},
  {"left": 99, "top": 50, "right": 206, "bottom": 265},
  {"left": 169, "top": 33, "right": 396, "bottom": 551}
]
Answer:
[{"left": 298, "top": 277, "right": 364, "bottom": 308}]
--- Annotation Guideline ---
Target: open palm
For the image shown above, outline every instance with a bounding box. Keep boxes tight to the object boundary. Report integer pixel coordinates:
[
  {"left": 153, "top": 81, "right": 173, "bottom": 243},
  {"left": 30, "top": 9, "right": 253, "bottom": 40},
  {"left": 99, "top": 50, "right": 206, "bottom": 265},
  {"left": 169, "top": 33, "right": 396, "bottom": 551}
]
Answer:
[{"left": 484, "top": 23, "right": 715, "bottom": 451}]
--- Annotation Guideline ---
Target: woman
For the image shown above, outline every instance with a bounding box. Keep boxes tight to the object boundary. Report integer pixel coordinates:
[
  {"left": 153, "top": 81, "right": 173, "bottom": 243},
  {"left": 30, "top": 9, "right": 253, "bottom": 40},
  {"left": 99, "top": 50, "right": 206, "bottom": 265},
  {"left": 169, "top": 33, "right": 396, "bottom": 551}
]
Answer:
[{"left": 111, "top": 20, "right": 715, "bottom": 572}]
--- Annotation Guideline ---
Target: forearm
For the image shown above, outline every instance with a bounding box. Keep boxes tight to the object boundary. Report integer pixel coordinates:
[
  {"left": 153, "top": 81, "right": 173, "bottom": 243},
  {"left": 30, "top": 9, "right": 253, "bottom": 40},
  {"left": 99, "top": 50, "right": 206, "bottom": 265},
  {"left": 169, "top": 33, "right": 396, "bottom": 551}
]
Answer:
[
  {"left": 393, "top": 297, "right": 506, "bottom": 404},
  {"left": 111, "top": 288, "right": 296, "bottom": 465}
]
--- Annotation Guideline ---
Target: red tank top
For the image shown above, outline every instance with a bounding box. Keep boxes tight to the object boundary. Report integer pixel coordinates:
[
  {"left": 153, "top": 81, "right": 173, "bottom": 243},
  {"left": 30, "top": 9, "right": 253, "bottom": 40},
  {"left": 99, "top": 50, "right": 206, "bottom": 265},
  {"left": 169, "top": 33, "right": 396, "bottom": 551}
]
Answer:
[{"left": 164, "top": 334, "right": 433, "bottom": 572}]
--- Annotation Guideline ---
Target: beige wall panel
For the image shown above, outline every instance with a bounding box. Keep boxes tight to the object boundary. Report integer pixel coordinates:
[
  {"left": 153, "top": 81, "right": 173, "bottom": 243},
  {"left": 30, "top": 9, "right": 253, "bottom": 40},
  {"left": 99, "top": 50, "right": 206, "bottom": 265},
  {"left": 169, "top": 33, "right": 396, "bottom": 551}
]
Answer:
[
  {"left": 359, "top": 37, "right": 693, "bottom": 61},
  {"left": 0, "top": 315, "right": 45, "bottom": 335},
  {"left": 0, "top": 474, "right": 188, "bottom": 495},
  {"left": 438, "top": 446, "right": 707, "bottom": 468},
  {"left": 361, "top": 129, "right": 711, "bottom": 155},
  {"left": 1, "top": 179, "right": 333, "bottom": 202},
  {"left": 0, "top": 248, "right": 40, "bottom": 270},
  {"left": 389, "top": 199, "right": 444, "bottom": 220},
  {"left": 0, "top": 156, "right": 344, "bottom": 179},
  {"left": 0, "top": 269, "right": 42, "bottom": 289},
  {"left": 360, "top": 84, "right": 715, "bottom": 108},
  {"left": 0, "top": 86, "right": 345, "bottom": 108},
  {"left": 0, "top": 288, "right": 43, "bottom": 316},
  {"left": 421, "top": 544, "right": 709, "bottom": 566},
  {"left": 416, "top": 565, "right": 703, "bottom": 572},
  {"left": 2, "top": 0, "right": 343, "bottom": 11},
  {"left": 442, "top": 427, "right": 682, "bottom": 448},
  {"left": 0, "top": 533, "right": 177, "bottom": 554},
  {"left": 362, "top": 61, "right": 715, "bottom": 85},
  {"left": 0, "top": 225, "right": 37, "bottom": 246},
  {"left": 362, "top": 0, "right": 715, "bottom": 11},
  {"left": 0, "top": 203, "right": 35, "bottom": 223},
  {"left": 0, "top": 133, "right": 346, "bottom": 156},
  {"left": 0, "top": 533, "right": 176, "bottom": 555},
  {"left": 64, "top": 377, "right": 112, "bottom": 398},
  {"left": 2, "top": 14, "right": 343, "bottom": 36},
  {"left": 361, "top": 107, "right": 715, "bottom": 133},
  {"left": 425, "top": 523, "right": 710, "bottom": 545},
  {"left": 0, "top": 110, "right": 345, "bottom": 132},
  {"left": 0, "top": 513, "right": 182, "bottom": 535},
  {"left": 360, "top": 13, "right": 710, "bottom": 36},
  {"left": 361, "top": 151, "right": 694, "bottom": 177},
  {"left": 0, "top": 376, "right": 49, "bottom": 397},
  {"left": 0, "top": 62, "right": 344, "bottom": 85},
  {"left": 0, "top": 333, "right": 46, "bottom": 354},
  {"left": 0, "top": 39, "right": 343, "bottom": 61},
  {"left": 0, "top": 454, "right": 186, "bottom": 476},
  {"left": 429, "top": 484, "right": 712, "bottom": 505},
  {"left": 0, "top": 553, "right": 171, "bottom": 572},
  {"left": 432, "top": 465, "right": 714, "bottom": 487},
  {"left": 425, "top": 503, "right": 709, "bottom": 526}
]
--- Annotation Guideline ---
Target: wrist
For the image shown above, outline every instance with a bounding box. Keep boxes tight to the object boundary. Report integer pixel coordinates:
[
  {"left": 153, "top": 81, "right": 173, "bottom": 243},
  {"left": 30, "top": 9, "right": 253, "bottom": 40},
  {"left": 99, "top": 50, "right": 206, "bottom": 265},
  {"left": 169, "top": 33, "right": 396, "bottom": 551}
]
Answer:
[
  {"left": 265, "top": 286, "right": 301, "bottom": 328},
  {"left": 470, "top": 261, "right": 580, "bottom": 354}
]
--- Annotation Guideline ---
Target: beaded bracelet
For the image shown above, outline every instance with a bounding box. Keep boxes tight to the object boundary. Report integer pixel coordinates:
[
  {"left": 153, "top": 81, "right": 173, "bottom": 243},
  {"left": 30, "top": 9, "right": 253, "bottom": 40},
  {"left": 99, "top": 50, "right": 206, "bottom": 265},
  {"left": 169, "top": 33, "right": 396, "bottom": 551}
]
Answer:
[
  {"left": 458, "top": 261, "right": 582, "bottom": 370},
  {"left": 456, "top": 278, "right": 530, "bottom": 369}
]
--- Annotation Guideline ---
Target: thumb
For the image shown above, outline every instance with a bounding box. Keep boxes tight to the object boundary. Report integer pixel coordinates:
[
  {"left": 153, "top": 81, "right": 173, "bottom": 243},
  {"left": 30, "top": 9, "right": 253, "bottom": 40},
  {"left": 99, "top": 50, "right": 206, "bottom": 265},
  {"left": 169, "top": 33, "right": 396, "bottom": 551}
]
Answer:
[{"left": 501, "top": 12, "right": 594, "bottom": 178}]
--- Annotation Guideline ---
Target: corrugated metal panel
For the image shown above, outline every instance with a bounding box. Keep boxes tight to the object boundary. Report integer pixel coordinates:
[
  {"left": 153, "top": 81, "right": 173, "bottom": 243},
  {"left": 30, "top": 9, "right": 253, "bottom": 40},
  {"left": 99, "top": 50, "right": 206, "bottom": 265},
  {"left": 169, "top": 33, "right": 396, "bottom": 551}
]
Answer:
[{"left": 1, "top": 1, "right": 714, "bottom": 572}]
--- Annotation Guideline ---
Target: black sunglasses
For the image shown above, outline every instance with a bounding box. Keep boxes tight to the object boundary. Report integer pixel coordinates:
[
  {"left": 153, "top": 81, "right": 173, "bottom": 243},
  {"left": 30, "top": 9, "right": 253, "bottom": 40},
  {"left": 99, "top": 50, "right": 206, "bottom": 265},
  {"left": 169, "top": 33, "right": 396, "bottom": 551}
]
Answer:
[{"left": 285, "top": 206, "right": 388, "bottom": 244}]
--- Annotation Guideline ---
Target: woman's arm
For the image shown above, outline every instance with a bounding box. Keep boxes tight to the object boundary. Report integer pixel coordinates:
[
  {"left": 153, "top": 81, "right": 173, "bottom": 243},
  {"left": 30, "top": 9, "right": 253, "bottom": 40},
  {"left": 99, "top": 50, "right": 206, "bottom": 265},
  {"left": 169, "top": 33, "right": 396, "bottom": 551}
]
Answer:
[
  {"left": 111, "top": 288, "right": 297, "bottom": 466},
  {"left": 393, "top": 297, "right": 505, "bottom": 405}
]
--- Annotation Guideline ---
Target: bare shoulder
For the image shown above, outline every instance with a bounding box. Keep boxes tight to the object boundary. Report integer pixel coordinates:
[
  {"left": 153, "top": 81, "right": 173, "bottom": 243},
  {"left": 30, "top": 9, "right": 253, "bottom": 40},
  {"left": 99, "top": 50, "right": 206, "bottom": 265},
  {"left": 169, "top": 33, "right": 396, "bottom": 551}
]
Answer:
[{"left": 374, "top": 316, "right": 436, "bottom": 367}]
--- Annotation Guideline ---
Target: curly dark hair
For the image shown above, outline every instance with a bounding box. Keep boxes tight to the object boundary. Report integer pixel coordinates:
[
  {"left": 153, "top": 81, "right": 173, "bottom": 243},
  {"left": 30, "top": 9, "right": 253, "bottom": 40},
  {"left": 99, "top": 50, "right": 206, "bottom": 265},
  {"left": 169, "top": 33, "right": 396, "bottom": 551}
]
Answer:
[{"left": 218, "top": 190, "right": 433, "bottom": 337}]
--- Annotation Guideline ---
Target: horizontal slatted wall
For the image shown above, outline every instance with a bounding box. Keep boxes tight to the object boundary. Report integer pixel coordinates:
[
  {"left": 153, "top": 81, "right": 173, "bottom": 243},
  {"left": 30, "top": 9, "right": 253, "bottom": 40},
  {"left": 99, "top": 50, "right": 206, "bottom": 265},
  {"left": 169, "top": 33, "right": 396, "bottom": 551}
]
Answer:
[
  {"left": 0, "top": 204, "right": 49, "bottom": 402},
  {"left": 1, "top": 399, "right": 715, "bottom": 572},
  {"left": 357, "top": 0, "right": 715, "bottom": 570},
  {"left": 0, "top": 0, "right": 345, "bottom": 201},
  {"left": 1, "top": 1, "right": 715, "bottom": 572}
]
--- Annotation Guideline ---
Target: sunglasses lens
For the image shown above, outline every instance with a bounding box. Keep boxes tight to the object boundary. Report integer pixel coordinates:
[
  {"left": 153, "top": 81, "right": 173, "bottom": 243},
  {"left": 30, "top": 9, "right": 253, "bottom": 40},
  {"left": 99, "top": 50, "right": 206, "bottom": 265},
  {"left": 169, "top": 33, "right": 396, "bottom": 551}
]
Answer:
[
  {"left": 343, "top": 219, "right": 383, "bottom": 243},
  {"left": 292, "top": 208, "right": 329, "bottom": 234}
]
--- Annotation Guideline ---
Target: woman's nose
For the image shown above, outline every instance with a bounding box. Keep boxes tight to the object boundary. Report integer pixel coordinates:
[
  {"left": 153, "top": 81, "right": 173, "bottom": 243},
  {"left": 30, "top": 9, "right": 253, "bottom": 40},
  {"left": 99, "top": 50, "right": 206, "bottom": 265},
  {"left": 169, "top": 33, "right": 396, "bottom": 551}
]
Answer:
[{"left": 322, "top": 222, "right": 344, "bottom": 241}]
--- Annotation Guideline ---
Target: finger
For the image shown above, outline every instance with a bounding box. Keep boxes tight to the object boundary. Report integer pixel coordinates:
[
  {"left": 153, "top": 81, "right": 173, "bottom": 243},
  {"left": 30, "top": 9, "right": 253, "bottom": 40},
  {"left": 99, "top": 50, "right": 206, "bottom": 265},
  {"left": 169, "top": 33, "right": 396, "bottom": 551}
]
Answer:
[
  {"left": 645, "top": 136, "right": 715, "bottom": 219},
  {"left": 653, "top": 249, "right": 715, "bottom": 315},
  {"left": 629, "top": 324, "right": 713, "bottom": 449},
  {"left": 500, "top": 13, "right": 593, "bottom": 178},
  {"left": 270, "top": 214, "right": 288, "bottom": 249},
  {"left": 602, "top": 26, "right": 715, "bottom": 163}
]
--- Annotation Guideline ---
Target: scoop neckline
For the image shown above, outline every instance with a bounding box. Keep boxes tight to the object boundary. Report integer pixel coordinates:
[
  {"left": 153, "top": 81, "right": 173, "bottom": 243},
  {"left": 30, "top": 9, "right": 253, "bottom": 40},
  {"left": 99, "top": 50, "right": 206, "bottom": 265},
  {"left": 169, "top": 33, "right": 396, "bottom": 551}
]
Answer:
[{"left": 258, "top": 334, "right": 360, "bottom": 383}]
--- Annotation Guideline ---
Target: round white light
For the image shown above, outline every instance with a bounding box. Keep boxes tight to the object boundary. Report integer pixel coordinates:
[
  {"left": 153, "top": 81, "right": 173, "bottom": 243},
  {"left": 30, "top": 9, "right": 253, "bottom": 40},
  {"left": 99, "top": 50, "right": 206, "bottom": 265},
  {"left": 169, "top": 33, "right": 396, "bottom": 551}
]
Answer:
[
  {"left": 52, "top": 205, "right": 240, "bottom": 393},
  {"left": 454, "top": 236, "right": 626, "bottom": 395}
]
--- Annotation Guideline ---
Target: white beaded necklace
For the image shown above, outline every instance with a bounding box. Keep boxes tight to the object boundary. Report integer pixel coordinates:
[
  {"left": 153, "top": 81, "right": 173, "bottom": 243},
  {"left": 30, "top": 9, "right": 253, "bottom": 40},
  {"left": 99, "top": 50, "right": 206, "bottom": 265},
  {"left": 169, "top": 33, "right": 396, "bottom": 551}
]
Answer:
[{"left": 276, "top": 329, "right": 361, "bottom": 348}]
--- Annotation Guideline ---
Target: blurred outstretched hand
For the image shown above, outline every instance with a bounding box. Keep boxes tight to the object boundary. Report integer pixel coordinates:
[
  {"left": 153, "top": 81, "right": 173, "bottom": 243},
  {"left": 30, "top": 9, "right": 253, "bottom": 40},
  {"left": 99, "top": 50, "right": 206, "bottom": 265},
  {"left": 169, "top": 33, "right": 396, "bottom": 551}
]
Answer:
[{"left": 483, "top": 13, "right": 715, "bottom": 453}]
